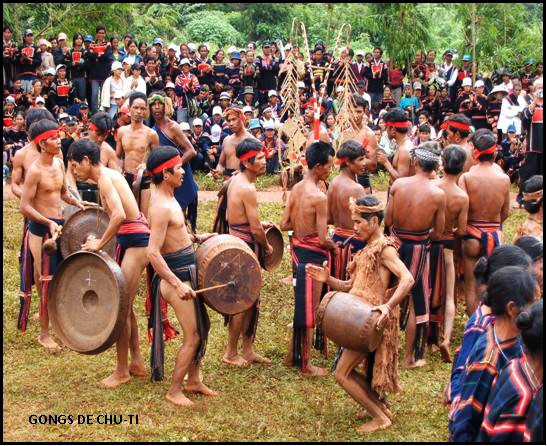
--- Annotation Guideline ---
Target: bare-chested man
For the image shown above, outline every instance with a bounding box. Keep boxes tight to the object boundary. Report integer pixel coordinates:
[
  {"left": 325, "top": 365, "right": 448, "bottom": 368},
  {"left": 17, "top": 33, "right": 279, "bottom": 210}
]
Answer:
[
  {"left": 458, "top": 129, "right": 510, "bottom": 315},
  {"left": 20, "top": 119, "right": 87, "bottom": 351},
  {"left": 88, "top": 112, "right": 121, "bottom": 171},
  {"left": 146, "top": 145, "right": 217, "bottom": 407},
  {"left": 328, "top": 140, "right": 367, "bottom": 280},
  {"left": 375, "top": 108, "right": 414, "bottom": 184},
  {"left": 224, "top": 138, "right": 273, "bottom": 367},
  {"left": 385, "top": 142, "right": 446, "bottom": 368},
  {"left": 280, "top": 141, "right": 337, "bottom": 376},
  {"left": 307, "top": 195, "right": 414, "bottom": 433},
  {"left": 441, "top": 114, "right": 474, "bottom": 173},
  {"left": 513, "top": 175, "right": 543, "bottom": 242},
  {"left": 431, "top": 145, "right": 469, "bottom": 362},
  {"left": 116, "top": 91, "right": 160, "bottom": 216},
  {"left": 68, "top": 138, "right": 152, "bottom": 387}
]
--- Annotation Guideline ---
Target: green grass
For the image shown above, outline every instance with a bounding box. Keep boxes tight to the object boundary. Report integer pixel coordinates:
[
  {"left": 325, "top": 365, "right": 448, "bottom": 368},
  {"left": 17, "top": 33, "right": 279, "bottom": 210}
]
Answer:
[{"left": 2, "top": 198, "right": 527, "bottom": 442}]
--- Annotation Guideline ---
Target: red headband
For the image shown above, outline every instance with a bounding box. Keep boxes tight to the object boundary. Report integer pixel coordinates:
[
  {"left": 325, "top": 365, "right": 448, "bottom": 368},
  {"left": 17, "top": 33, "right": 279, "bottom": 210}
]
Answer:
[
  {"left": 88, "top": 122, "right": 99, "bottom": 132},
  {"left": 384, "top": 120, "right": 408, "bottom": 129},
  {"left": 33, "top": 129, "right": 59, "bottom": 145},
  {"left": 441, "top": 120, "right": 470, "bottom": 132},
  {"left": 238, "top": 149, "right": 262, "bottom": 162},
  {"left": 151, "top": 155, "right": 182, "bottom": 174},
  {"left": 335, "top": 156, "right": 349, "bottom": 166},
  {"left": 473, "top": 144, "right": 497, "bottom": 160}
]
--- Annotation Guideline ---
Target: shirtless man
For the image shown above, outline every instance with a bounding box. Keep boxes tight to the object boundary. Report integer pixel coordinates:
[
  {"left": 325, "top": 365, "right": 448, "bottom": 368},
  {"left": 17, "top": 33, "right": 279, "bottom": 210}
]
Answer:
[
  {"left": 280, "top": 141, "right": 337, "bottom": 376},
  {"left": 68, "top": 138, "right": 151, "bottom": 387},
  {"left": 307, "top": 195, "right": 414, "bottom": 433},
  {"left": 20, "top": 119, "right": 87, "bottom": 351},
  {"left": 385, "top": 141, "right": 446, "bottom": 368},
  {"left": 441, "top": 114, "right": 474, "bottom": 173},
  {"left": 224, "top": 138, "right": 273, "bottom": 366},
  {"left": 458, "top": 129, "right": 510, "bottom": 315},
  {"left": 116, "top": 91, "right": 160, "bottom": 216},
  {"left": 88, "top": 112, "right": 121, "bottom": 171},
  {"left": 431, "top": 146, "right": 469, "bottom": 362},
  {"left": 375, "top": 108, "right": 414, "bottom": 184},
  {"left": 513, "top": 175, "right": 543, "bottom": 242},
  {"left": 328, "top": 140, "right": 367, "bottom": 280},
  {"left": 304, "top": 97, "right": 331, "bottom": 145},
  {"left": 146, "top": 146, "right": 217, "bottom": 407}
]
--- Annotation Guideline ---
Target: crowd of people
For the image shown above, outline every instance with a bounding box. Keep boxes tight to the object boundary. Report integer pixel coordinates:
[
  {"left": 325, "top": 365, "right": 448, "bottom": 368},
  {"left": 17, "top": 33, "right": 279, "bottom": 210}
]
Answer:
[{"left": 3, "top": 22, "right": 544, "bottom": 441}]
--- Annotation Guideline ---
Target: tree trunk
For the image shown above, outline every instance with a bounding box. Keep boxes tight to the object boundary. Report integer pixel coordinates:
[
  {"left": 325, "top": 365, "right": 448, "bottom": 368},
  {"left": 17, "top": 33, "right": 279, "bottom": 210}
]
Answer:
[{"left": 471, "top": 3, "right": 477, "bottom": 84}]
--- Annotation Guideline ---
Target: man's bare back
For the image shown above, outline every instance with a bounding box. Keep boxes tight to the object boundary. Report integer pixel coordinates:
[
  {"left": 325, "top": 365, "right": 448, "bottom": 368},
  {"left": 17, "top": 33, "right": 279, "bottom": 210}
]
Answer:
[
  {"left": 328, "top": 175, "right": 365, "bottom": 229},
  {"left": 100, "top": 141, "right": 121, "bottom": 171},
  {"left": 286, "top": 179, "right": 327, "bottom": 238},
  {"left": 97, "top": 167, "right": 141, "bottom": 222},
  {"left": 117, "top": 124, "right": 159, "bottom": 174},
  {"left": 433, "top": 177, "right": 469, "bottom": 236},
  {"left": 391, "top": 139, "right": 414, "bottom": 181}
]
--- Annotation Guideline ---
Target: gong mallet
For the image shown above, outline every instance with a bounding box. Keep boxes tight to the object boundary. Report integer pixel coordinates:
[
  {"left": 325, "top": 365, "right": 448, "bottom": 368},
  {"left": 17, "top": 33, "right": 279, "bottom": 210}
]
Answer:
[
  {"left": 42, "top": 227, "right": 62, "bottom": 256},
  {"left": 194, "top": 281, "right": 236, "bottom": 294}
]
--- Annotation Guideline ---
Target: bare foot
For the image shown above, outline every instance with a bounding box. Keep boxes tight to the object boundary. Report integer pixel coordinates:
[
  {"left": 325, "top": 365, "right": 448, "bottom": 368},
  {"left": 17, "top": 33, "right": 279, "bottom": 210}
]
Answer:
[
  {"left": 37, "top": 335, "right": 62, "bottom": 352},
  {"left": 282, "top": 353, "right": 293, "bottom": 367},
  {"left": 356, "top": 409, "right": 368, "bottom": 419},
  {"left": 440, "top": 343, "right": 452, "bottom": 363},
  {"left": 301, "top": 364, "right": 329, "bottom": 377},
  {"left": 356, "top": 417, "right": 392, "bottom": 434},
  {"left": 242, "top": 351, "right": 272, "bottom": 365},
  {"left": 129, "top": 362, "right": 147, "bottom": 377},
  {"left": 165, "top": 390, "right": 194, "bottom": 408},
  {"left": 222, "top": 355, "right": 249, "bottom": 367},
  {"left": 184, "top": 381, "right": 219, "bottom": 396},
  {"left": 100, "top": 371, "right": 131, "bottom": 389},
  {"left": 403, "top": 359, "right": 427, "bottom": 369},
  {"left": 429, "top": 344, "right": 440, "bottom": 354}
]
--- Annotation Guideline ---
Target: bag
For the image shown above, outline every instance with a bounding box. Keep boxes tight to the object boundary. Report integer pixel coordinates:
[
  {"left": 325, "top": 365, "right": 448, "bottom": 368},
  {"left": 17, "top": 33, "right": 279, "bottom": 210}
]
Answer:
[{"left": 186, "top": 96, "right": 200, "bottom": 118}]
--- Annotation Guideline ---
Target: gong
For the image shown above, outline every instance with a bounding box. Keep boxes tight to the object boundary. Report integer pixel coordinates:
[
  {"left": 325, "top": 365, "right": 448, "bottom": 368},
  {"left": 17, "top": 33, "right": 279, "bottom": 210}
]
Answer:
[
  {"left": 48, "top": 251, "right": 128, "bottom": 354},
  {"left": 263, "top": 226, "right": 284, "bottom": 271},
  {"left": 195, "top": 234, "right": 262, "bottom": 315},
  {"left": 60, "top": 207, "right": 116, "bottom": 258}
]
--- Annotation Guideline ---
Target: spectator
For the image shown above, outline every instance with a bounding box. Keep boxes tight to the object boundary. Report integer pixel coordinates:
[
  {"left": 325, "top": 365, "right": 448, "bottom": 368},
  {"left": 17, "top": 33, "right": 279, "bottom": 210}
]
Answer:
[
  {"left": 101, "top": 61, "right": 125, "bottom": 118},
  {"left": 86, "top": 24, "right": 114, "bottom": 113},
  {"left": 364, "top": 46, "right": 388, "bottom": 105}
]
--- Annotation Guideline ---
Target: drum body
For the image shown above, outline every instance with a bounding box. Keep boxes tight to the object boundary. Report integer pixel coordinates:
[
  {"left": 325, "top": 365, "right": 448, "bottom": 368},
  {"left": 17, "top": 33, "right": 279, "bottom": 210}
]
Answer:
[
  {"left": 317, "top": 291, "right": 385, "bottom": 353},
  {"left": 48, "top": 251, "right": 128, "bottom": 354},
  {"left": 263, "top": 226, "right": 284, "bottom": 271},
  {"left": 195, "top": 234, "right": 262, "bottom": 315}
]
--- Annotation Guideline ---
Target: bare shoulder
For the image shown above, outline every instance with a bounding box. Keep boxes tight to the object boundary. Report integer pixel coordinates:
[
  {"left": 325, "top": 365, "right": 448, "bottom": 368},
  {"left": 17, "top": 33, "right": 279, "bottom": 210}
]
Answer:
[{"left": 117, "top": 125, "right": 128, "bottom": 136}]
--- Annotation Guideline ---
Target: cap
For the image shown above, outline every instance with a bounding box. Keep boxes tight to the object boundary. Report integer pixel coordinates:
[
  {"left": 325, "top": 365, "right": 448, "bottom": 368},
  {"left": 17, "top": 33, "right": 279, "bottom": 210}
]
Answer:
[
  {"left": 180, "top": 122, "right": 190, "bottom": 131},
  {"left": 58, "top": 113, "right": 69, "bottom": 120},
  {"left": 230, "top": 51, "right": 241, "bottom": 61},
  {"left": 297, "top": 81, "right": 306, "bottom": 89},
  {"left": 113, "top": 91, "right": 125, "bottom": 99},
  {"left": 188, "top": 43, "right": 196, "bottom": 52},
  {"left": 58, "top": 32, "right": 67, "bottom": 41},
  {"left": 164, "top": 82, "right": 175, "bottom": 90},
  {"left": 35, "top": 96, "right": 45, "bottom": 104},
  {"left": 213, "top": 106, "right": 223, "bottom": 115},
  {"left": 5, "top": 96, "right": 16, "bottom": 104},
  {"left": 219, "top": 92, "right": 231, "bottom": 101},
  {"left": 242, "top": 105, "right": 253, "bottom": 114},
  {"left": 24, "top": 29, "right": 33, "bottom": 36},
  {"left": 168, "top": 44, "right": 178, "bottom": 52},
  {"left": 444, "top": 50, "right": 454, "bottom": 57},
  {"left": 55, "top": 64, "right": 67, "bottom": 72},
  {"left": 488, "top": 85, "right": 509, "bottom": 97},
  {"left": 210, "top": 124, "right": 222, "bottom": 143},
  {"left": 179, "top": 58, "right": 191, "bottom": 66},
  {"left": 152, "top": 37, "right": 163, "bottom": 46},
  {"left": 462, "top": 77, "right": 472, "bottom": 87},
  {"left": 507, "top": 123, "right": 517, "bottom": 133},
  {"left": 268, "top": 90, "right": 277, "bottom": 97},
  {"left": 248, "top": 118, "right": 261, "bottom": 130},
  {"left": 356, "top": 50, "right": 364, "bottom": 56},
  {"left": 243, "top": 86, "right": 255, "bottom": 95},
  {"left": 66, "top": 117, "right": 78, "bottom": 125},
  {"left": 193, "top": 118, "right": 203, "bottom": 127},
  {"left": 79, "top": 101, "right": 89, "bottom": 108},
  {"left": 336, "top": 85, "right": 344, "bottom": 93},
  {"left": 474, "top": 80, "right": 485, "bottom": 88},
  {"left": 262, "top": 40, "right": 271, "bottom": 48},
  {"left": 404, "top": 83, "right": 411, "bottom": 89},
  {"left": 525, "top": 58, "right": 536, "bottom": 66},
  {"left": 83, "top": 35, "right": 94, "bottom": 43},
  {"left": 462, "top": 54, "right": 472, "bottom": 62},
  {"left": 38, "top": 38, "right": 49, "bottom": 47},
  {"left": 45, "top": 68, "right": 56, "bottom": 76},
  {"left": 413, "top": 81, "right": 422, "bottom": 90},
  {"left": 284, "top": 43, "right": 292, "bottom": 51},
  {"left": 111, "top": 61, "right": 123, "bottom": 72},
  {"left": 263, "top": 120, "right": 276, "bottom": 130}
]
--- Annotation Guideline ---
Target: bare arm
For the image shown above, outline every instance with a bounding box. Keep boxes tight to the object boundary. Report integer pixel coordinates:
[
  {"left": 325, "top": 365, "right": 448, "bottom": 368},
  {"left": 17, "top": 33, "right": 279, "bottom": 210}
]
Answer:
[
  {"left": 384, "top": 183, "right": 396, "bottom": 228},
  {"left": 170, "top": 122, "right": 196, "bottom": 165},
  {"left": 456, "top": 196, "right": 469, "bottom": 236},
  {"left": 20, "top": 167, "right": 52, "bottom": 227},
  {"left": 216, "top": 139, "right": 227, "bottom": 173},
  {"left": 316, "top": 195, "right": 337, "bottom": 251},
  {"left": 431, "top": 192, "right": 446, "bottom": 240},
  {"left": 10, "top": 151, "right": 25, "bottom": 199},
  {"left": 280, "top": 192, "right": 293, "bottom": 231},
  {"left": 243, "top": 186, "right": 270, "bottom": 248},
  {"left": 500, "top": 177, "right": 510, "bottom": 223},
  {"left": 115, "top": 129, "right": 124, "bottom": 165}
]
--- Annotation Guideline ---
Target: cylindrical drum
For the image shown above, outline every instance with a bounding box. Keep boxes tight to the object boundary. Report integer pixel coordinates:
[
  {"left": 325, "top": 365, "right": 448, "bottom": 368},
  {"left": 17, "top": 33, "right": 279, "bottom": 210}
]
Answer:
[
  {"left": 195, "top": 234, "right": 262, "bottom": 315},
  {"left": 263, "top": 226, "right": 284, "bottom": 272},
  {"left": 48, "top": 251, "right": 128, "bottom": 354},
  {"left": 316, "top": 291, "right": 385, "bottom": 353}
]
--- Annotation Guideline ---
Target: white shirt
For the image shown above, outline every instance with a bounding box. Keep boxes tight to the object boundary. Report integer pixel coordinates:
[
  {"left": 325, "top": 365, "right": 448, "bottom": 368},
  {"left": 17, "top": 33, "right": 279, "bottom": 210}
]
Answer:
[
  {"left": 100, "top": 76, "right": 125, "bottom": 109},
  {"left": 123, "top": 75, "right": 147, "bottom": 97}
]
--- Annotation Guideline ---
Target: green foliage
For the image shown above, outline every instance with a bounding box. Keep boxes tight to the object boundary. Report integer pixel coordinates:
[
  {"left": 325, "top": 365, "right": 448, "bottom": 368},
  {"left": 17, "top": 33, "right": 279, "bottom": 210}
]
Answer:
[{"left": 184, "top": 11, "right": 245, "bottom": 47}]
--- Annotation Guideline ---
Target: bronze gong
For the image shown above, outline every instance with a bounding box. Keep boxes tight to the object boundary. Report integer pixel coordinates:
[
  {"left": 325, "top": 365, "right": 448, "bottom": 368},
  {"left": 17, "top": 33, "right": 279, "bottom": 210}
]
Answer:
[
  {"left": 195, "top": 234, "right": 262, "bottom": 315},
  {"left": 263, "top": 226, "right": 284, "bottom": 271},
  {"left": 48, "top": 251, "right": 128, "bottom": 354},
  {"left": 60, "top": 207, "right": 116, "bottom": 258}
]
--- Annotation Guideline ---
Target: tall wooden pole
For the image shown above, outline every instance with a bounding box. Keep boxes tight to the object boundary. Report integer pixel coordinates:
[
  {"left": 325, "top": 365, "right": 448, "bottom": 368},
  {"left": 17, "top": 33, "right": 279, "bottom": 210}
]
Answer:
[
  {"left": 471, "top": 3, "right": 477, "bottom": 84},
  {"left": 326, "top": 3, "right": 334, "bottom": 50}
]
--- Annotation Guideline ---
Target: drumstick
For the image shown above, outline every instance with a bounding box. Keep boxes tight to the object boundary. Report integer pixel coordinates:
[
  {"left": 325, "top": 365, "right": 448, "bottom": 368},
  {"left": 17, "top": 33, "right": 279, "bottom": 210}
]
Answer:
[
  {"left": 42, "top": 229, "right": 62, "bottom": 256},
  {"left": 194, "top": 281, "right": 236, "bottom": 294}
]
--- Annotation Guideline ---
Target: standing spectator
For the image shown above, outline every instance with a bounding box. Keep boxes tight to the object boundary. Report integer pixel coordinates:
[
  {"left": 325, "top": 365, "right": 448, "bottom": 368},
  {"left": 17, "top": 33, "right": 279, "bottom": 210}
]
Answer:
[
  {"left": 53, "top": 32, "right": 70, "bottom": 66},
  {"left": 86, "top": 24, "right": 114, "bottom": 113},
  {"left": 422, "top": 84, "right": 441, "bottom": 126},
  {"left": 3, "top": 24, "right": 16, "bottom": 88},
  {"left": 110, "top": 35, "right": 126, "bottom": 62},
  {"left": 100, "top": 61, "right": 125, "bottom": 118},
  {"left": 388, "top": 61, "right": 405, "bottom": 105},
  {"left": 379, "top": 85, "right": 396, "bottom": 111},
  {"left": 486, "top": 85, "right": 507, "bottom": 137},
  {"left": 37, "top": 38, "right": 55, "bottom": 73},
  {"left": 226, "top": 51, "right": 242, "bottom": 98},
  {"left": 438, "top": 85, "right": 455, "bottom": 123},
  {"left": 13, "top": 28, "right": 41, "bottom": 93},
  {"left": 469, "top": 80, "right": 489, "bottom": 130},
  {"left": 174, "top": 58, "right": 200, "bottom": 124},
  {"left": 364, "top": 46, "right": 388, "bottom": 106},
  {"left": 260, "top": 120, "right": 285, "bottom": 174},
  {"left": 352, "top": 50, "right": 367, "bottom": 83},
  {"left": 123, "top": 63, "right": 146, "bottom": 97},
  {"left": 189, "top": 117, "right": 212, "bottom": 172},
  {"left": 66, "top": 33, "right": 88, "bottom": 102},
  {"left": 142, "top": 56, "right": 164, "bottom": 95},
  {"left": 498, "top": 81, "right": 527, "bottom": 135},
  {"left": 49, "top": 64, "right": 77, "bottom": 115},
  {"left": 520, "top": 59, "right": 536, "bottom": 93},
  {"left": 255, "top": 41, "right": 279, "bottom": 104},
  {"left": 241, "top": 50, "right": 258, "bottom": 88},
  {"left": 195, "top": 44, "right": 213, "bottom": 88},
  {"left": 437, "top": 50, "right": 459, "bottom": 101}
]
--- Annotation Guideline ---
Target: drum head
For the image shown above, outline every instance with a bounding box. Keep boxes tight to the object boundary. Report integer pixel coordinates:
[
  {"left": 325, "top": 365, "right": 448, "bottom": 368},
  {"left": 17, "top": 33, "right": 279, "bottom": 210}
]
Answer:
[
  {"left": 60, "top": 208, "right": 116, "bottom": 259},
  {"left": 264, "top": 226, "right": 284, "bottom": 271},
  {"left": 48, "top": 251, "right": 128, "bottom": 354}
]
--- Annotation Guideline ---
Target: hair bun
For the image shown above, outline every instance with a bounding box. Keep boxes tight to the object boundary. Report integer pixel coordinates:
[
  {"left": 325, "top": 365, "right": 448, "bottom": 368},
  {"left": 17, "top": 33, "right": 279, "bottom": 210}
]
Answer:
[
  {"left": 474, "top": 256, "right": 489, "bottom": 282},
  {"left": 482, "top": 290, "right": 492, "bottom": 307},
  {"left": 516, "top": 311, "right": 533, "bottom": 330}
]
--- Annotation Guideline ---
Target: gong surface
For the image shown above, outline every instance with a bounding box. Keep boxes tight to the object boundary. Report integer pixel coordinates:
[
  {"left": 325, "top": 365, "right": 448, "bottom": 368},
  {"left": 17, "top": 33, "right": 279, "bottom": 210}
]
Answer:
[
  {"left": 264, "top": 226, "right": 284, "bottom": 271},
  {"left": 196, "top": 235, "right": 262, "bottom": 315},
  {"left": 48, "top": 251, "right": 128, "bottom": 354},
  {"left": 60, "top": 208, "right": 116, "bottom": 258}
]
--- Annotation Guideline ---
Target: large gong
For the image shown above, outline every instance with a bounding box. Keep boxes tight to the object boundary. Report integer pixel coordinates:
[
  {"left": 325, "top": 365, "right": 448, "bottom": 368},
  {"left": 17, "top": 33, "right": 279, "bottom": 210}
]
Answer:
[
  {"left": 196, "top": 234, "right": 262, "bottom": 315},
  {"left": 48, "top": 251, "right": 128, "bottom": 354},
  {"left": 60, "top": 207, "right": 116, "bottom": 258},
  {"left": 263, "top": 226, "right": 284, "bottom": 271}
]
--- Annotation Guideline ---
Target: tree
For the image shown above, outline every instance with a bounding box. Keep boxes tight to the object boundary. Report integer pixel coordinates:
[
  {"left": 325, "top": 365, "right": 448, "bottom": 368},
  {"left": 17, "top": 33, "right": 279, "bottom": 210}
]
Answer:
[{"left": 185, "top": 11, "right": 245, "bottom": 47}]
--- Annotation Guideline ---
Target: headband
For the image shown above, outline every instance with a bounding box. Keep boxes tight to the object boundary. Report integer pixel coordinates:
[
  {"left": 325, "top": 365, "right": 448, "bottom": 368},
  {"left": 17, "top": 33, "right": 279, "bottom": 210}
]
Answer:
[
  {"left": 441, "top": 119, "right": 470, "bottom": 132},
  {"left": 88, "top": 122, "right": 100, "bottom": 133},
  {"left": 335, "top": 156, "right": 349, "bottom": 166},
  {"left": 523, "top": 190, "right": 543, "bottom": 202},
  {"left": 148, "top": 94, "right": 165, "bottom": 104},
  {"left": 411, "top": 147, "right": 441, "bottom": 163},
  {"left": 33, "top": 129, "right": 59, "bottom": 145},
  {"left": 238, "top": 149, "right": 262, "bottom": 162},
  {"left": 151, "top": 155, "right": 182, "bottom": 174},
  {"left": 384, "top": 120, "right": 408, "bottom": 129},
  {"left": 349, "top": 197, "right": 385, "bottom": 214},
  {"left": 473, "top": 143, "right": 497, "bottom": 160}
]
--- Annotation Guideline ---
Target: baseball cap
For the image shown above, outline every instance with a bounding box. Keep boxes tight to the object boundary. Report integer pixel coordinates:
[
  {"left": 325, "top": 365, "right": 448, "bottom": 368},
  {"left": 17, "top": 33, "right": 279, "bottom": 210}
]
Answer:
[
  {"left": 180, "top": 122, "right": 190, "bottom": 131},
  {"left": 168, "top": 44, "right": 178, "bottom": 52},
  {"left": 462, "top": 54, "right": 472, "bottom": 62},
  {"left": 179, "top": 58, "right": 191, "bottom": 66},
  {"left": 58, "top": 32, "right": 67, "bottom": 41},
  {"left": 113, "top": 91, "right": 125, "bottom": 99},
  {"left": 243, "top": 86, "right": 255, "bottom": 95},
  {"left": 474, "top": 80, "right": 485, "bottom": 88},
  {"left": 263, "top": 121, "right": 276, "bottom": 130},
  {"left": 213, "top": 106, "right": 223, "bottom": 116},
  {"left": 219, "top": 92, "right": 231, "bottom": 101},
  {"left": 210, "top": 124, "right": 222, "bottom": 143},
  {"left": 262, "top": 41, "right": 271, "bottom": 48},
  {"left": 297, "top": 81, "right": 306, "bottom": 89},
  {"left": 268, "top": 90, "right": 278, "bottom": 97},
  {"left": 111, "top": 61, "right": 123, "bottom": 72},
  {"left": 230, "top": 51, "right": 241, "bottom": 61},
  {"left": 188, "top": 43, "right": 196, "bottom": 52},
  {"left": 152, "top": 37, "right": 163, "bottom": 46},
  {"left": 58, "top": 113, "right": 69, "bottom": 121},
  {"left": 79, "top": 101, "right": 89, "bottom": 109},
  {"left": 193, "top": 118, "right": 203, "bottom": 127},
  {"left": 356, "top": 50, "right": 364, "bottom": 56},
  {"left": 38, "top": 38, "right": 49, "bottom": 47},
  {"left": 55, "top": 64, "right": 67, "bottom": 72},
  {"left": 164, "top": 82, "right": 175, "bottom": 90},
  {"left": 444, "top": 50, "right": 454, "bottom": 57},
  {"left": 24, "top": 29, "right": 33, "bottom": 36},
  {"left": 35, "top": 96, "right": 45, "bottom": 104},
  {"left": 83, "top": 35, "right": 94, "bottom": 43},
  {"left": 462, "top": 77, "right": 472, "bottom": 87},
  {"left": 67, "top": 117, "right": 78, "bottom": 125},
  {"left": 413, "top": 81, "right": 422, "bottom": 90},
  {"left": 242, "top": 105, "right": 253, "bottom": 114},
  {"left": 507, "top": 123, "right": 517, "bottom": 133},
  {"left": 45, "top": 68, "right": 56, "bottom": 76},
  {"left": 248, "top": 119, "right": 261, "bottom": 130},
  {"left": 5, "top": 96, "right": 16, "bottom": 104}
]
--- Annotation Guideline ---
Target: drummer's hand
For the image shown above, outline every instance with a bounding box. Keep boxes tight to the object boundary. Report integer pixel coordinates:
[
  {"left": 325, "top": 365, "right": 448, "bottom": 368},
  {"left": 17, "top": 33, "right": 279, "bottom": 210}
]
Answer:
[
  {"left": 261, "top": 221, "right": 274, "bottom": 229},
  {"left": 198, "top": 232, "right": 217, "bottom": 244},
  {"left": 376, "top": 150, "right": 388, "bottom": 166},
  {"left": 265, "top": 243, "right": 274, "bottom": 256},
  {"left": 82, "top": 235, "right": 101, "bottom": 252},
  {"left": 305, "top": 260, "right": 329, "bottom": 283},
  {"left": 176, "top": 282, "right": 196, "bottom": 300},
  {"left": 372, "top": 303, "right": 391, "bottom": 330},
  {"left": 49, "top": 222, "right": 62, "bottom": 238},
  {"left": 80, "top": 200, "right": 99, "bottom": 209},
  {"left": 211, "top": 169, "right": 221, "bottom": 179}
]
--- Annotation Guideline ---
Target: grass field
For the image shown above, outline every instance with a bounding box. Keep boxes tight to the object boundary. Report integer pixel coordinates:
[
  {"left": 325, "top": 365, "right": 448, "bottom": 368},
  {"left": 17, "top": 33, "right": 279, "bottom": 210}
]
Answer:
[{"left": 2, "top": 194, "right": 527, "bottom": 442}]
